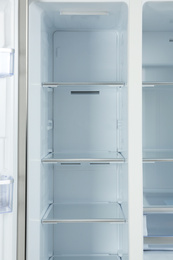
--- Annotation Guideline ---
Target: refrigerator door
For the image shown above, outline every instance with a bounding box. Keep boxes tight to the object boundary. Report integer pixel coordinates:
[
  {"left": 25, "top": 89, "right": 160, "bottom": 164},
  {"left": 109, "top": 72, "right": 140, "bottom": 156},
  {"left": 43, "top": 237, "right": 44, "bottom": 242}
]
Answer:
[{"left": 0, "top": 0, "right": 17, "bottom": 260}]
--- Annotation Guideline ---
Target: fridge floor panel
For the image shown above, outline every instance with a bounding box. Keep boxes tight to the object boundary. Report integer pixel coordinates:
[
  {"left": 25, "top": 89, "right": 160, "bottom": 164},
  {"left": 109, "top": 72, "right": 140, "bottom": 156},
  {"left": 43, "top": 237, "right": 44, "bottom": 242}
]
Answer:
[{"left": 42, "top": 203, "right": 126, "bottom": 224}]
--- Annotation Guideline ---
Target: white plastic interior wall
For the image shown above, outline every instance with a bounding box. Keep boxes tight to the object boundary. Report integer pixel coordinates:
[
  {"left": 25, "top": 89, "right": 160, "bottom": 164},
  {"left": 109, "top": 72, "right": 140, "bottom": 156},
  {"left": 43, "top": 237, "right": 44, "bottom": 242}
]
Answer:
[
  {"left": 28, "top": 2, "right": 128, "bottom": 260},
  {"left": 143, "top": 2, "right": 173, "bottom": 259}
]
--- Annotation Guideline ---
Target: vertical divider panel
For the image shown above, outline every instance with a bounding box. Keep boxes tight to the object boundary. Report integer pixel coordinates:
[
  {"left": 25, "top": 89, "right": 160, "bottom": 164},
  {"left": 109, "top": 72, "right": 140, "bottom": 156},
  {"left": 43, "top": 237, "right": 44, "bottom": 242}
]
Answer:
[{"left": 128, "top": 0, "right": 143, "bottom": 260}]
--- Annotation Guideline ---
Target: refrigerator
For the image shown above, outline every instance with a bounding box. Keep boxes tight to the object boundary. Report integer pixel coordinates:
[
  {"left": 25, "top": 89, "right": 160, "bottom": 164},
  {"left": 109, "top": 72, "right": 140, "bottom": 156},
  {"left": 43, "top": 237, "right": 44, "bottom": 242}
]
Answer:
[{"left": 4, "top": 1, "right": 173, "bottom": 260}]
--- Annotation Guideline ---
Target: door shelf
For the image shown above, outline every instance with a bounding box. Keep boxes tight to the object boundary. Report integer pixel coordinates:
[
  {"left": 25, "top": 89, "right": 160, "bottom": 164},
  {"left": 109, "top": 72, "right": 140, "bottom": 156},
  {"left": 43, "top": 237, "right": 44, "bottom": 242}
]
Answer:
[
  {"left": 0, "top": 176, "right": 14, "bottom": 214},
  {"left": 143, "top": 150, "right": 173, "bottom": 162},
  {"left": 42, "top": 202, "right": 126, "bottom": 224},
  {"left": 42, "top": 82, "right": 125, "bottom": 88},
  {"left": 0, "top": 48, "right": 15, "bottom": 77},
  {"left": 41, "top": 152, "right": 126, "bottom": 164},
  {"left": 48, "top": 255, "right": 128, "bottom": 260}
]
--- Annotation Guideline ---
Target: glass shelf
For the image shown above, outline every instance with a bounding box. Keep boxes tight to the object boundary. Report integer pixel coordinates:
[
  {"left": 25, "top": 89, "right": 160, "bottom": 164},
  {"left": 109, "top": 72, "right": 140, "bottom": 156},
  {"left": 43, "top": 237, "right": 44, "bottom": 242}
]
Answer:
[
  {"left": 49, "top": 256, "right": 122, "bottom": 260},
  {"left": 41, "top": 152, "right": 125, "bottom": 163},
  {"left": 42, "top": 202, "right": 126, "bottom": 224},
  {"left": 143, "top": 150, "right": 173, "bottom": 162},
  {"left": 143, "top": 191, "right": 173, "bottom": 214},
  {"left": 42, "top": 82, "right": 125, "bottom": 88},
  {"left": 143, "top": 82, "right": 173, "bottom": 87}
]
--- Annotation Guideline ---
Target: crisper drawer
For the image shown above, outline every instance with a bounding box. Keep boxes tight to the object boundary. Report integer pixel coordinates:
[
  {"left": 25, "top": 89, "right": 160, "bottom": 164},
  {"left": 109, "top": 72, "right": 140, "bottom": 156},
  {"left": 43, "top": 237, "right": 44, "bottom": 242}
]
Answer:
[{"left": 144, "top": 214, "right": 173, "bottom": 251}]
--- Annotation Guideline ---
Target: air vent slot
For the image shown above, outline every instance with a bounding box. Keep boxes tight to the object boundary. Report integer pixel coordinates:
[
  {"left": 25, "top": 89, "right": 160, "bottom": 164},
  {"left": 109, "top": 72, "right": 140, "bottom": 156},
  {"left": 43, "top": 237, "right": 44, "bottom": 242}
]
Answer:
[
  {"left": 61, "top": 163, "right": 81, "bottom": 166},
  {"left": 71, "top": 91, "right": 100, "bottom": 95}
]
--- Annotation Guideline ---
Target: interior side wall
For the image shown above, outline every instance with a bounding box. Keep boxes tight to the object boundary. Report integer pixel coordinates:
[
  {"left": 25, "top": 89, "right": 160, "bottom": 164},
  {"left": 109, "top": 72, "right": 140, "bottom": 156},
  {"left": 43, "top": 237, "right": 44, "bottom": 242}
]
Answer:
[
  {"left": 54, "top": 223, "right": 120, "bottom": 255},
  {"left": 143, "top": 162, "right": 173, "bottom": 191},
  {"left": 53, "top": 86, "right": 119, "bottom": 154},
  {"left": 53, "top": 31, "right": 119, "bottom": 82},
  {"left": 143, "top": 86, "right": 173, "bottom": 150},
  {"left": 143, "top": 31, "right": 173, "bottom": 191},
  {"left": 143, "top": 32, "right": 173, "bottom": 82},
  {"left": 28, "top": 4, "right": 54, "bottom": 260},
  {"left": 54, "top": 164, "right": 122, "bottom": 202}
]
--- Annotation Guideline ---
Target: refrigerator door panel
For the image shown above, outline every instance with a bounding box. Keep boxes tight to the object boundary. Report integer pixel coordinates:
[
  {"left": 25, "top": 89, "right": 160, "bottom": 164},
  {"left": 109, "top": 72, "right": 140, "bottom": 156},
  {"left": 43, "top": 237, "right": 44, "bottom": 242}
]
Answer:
[{"left": 0, "top": 0, "right": 18, "bottom": 260}]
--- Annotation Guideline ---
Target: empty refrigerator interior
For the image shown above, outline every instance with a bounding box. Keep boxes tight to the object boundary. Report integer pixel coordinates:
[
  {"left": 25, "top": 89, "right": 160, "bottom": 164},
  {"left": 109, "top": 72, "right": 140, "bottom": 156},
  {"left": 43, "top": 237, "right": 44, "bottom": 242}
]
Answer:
[
  {"left": 143, "top": 2, "right": 173, "bottom": 259},
  {"left": 27, "top": 2, "right": 128, "bottom": 260}
]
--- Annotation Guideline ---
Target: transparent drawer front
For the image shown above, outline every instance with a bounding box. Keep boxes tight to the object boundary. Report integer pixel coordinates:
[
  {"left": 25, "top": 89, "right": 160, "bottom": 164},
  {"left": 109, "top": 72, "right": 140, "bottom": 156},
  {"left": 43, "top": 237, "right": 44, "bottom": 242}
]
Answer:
[
  {"left": 0, "top": 48, "right": 15, "bottom": 77},
  {"left": 0, "top": 175, "right": 14, "bottom": 214}
]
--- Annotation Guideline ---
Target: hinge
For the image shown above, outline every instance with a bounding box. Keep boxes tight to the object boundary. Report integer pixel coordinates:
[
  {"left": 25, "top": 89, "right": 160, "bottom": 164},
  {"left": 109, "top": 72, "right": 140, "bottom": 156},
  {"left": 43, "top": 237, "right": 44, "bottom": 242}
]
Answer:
[
  {"left": 117, "top": 120, "right": 122, "bottom": 129},
  {"left": 47, "top": 120, "right": 53, "bottom": 130}
]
